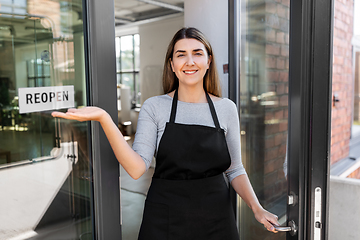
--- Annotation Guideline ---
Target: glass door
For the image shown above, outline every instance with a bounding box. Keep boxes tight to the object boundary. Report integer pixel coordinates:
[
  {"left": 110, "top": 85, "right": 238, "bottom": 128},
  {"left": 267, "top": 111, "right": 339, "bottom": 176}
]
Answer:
[
  {"left": 232, "top": 0, "right": 333, "bottom": 239},
  {"left": 237, "top": 1, "right": 289, "bottom": 239},
  {"left": 0, "top": 0, "right": 93, "bottom": 239}
]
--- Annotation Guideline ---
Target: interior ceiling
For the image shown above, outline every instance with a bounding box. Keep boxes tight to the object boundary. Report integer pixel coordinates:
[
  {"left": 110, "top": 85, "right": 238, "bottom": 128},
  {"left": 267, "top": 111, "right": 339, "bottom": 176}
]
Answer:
[
  {"left": 0, "top": 0, "right": 184, "bottom": 43},
  {"left": 114, "top": 0, "right": 184, "bottom": 26}
]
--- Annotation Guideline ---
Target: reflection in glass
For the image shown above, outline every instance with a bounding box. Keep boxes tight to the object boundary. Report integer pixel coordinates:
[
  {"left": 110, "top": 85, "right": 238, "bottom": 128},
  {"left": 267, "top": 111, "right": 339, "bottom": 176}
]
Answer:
[
  {"left": 122, "top": 73, "right": 134, "bottom": 93},
  {"left": 134, "top": 34, "right": 140, "bottom": 71},
  {"left": 239, "top": 1, "right": 289, "bottom": 239},
  {"left": 121, "top": 35, "right": 135, "bottom": 71},
  {"left": 116, "top": 37, "right": 122, "bottom": 72},
  {"left": 0, "top": 0, "right": 93, "bottom": 239},
  {"left": 116, "top": 34, "right": 140, "bottom": 108}
]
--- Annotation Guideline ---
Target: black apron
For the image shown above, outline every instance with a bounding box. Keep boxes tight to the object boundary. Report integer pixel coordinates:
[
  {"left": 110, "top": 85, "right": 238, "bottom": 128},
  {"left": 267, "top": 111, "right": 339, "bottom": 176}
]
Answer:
[{"left": 138, "top": 89, "right": 239, "bottom": 240}]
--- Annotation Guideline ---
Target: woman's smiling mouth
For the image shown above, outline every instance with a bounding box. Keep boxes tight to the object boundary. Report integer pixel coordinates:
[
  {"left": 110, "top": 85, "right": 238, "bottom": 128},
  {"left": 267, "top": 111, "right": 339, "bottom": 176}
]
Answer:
[{"left": 183, "top": 70, "right": 198, "bottom": 74}]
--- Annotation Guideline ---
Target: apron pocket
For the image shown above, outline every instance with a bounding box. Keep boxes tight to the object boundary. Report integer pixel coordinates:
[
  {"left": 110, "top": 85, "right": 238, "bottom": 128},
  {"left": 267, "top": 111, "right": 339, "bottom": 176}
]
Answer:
[{"left": 138, "top": 200, "right": 169, "bottom": 240}]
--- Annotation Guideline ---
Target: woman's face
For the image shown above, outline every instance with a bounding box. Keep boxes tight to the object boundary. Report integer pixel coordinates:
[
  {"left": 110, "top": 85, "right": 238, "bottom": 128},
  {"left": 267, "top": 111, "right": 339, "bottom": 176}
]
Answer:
[{"left": 170, "top": 38, "right": 211, "bottom": 89}]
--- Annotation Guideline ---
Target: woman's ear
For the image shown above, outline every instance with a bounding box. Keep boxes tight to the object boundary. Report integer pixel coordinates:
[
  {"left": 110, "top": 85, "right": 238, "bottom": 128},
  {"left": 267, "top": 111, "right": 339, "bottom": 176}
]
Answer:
[
  {"left": 207, "top": 55, "right": 212, "bottom": 69},
  {"left": 170, "top": 59, "right": 175, "bottom": 72}
]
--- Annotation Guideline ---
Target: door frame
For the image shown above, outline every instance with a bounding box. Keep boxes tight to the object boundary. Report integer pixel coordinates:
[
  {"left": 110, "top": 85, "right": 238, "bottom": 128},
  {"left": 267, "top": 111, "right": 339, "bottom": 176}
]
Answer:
[
  {"left": 228, "top": 0, "right": 333, "bottom": 239},
  {"left": 83, "top": 0, "right": 122, "bottom": 239},
  {"left": 288, "top": 0, "right": 333, "bottom": 239}
]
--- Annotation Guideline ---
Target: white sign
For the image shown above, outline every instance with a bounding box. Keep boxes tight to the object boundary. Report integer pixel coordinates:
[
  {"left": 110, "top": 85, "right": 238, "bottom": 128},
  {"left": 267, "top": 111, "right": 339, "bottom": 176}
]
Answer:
[{"left": 18, "top": 86, "right": 75, "bottom": 114}]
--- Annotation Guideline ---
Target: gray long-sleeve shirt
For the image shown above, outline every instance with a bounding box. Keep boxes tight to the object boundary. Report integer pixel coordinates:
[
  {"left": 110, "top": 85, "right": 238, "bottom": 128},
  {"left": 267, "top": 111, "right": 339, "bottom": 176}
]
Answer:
[{"left": 132, "top": 94, "right": 246, "bottom": 183}]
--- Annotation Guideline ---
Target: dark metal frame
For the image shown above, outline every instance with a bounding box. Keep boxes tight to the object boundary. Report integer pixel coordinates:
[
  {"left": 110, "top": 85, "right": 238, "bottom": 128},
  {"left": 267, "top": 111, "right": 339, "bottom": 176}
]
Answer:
[
  {"left": 288, "top": 0, "right": 333, "bottom": 239},
  {"left": 228, "top": 0, "right": 241, "bottom": 220},
  {"left": 306, "top": 0, "right": 333, "bottom": 239},
  {"left": 228, "top": 0, "right": 240, "bottom": 104},
  {"left": 83, "top": 0, "right": 121, "bottom": 239}
]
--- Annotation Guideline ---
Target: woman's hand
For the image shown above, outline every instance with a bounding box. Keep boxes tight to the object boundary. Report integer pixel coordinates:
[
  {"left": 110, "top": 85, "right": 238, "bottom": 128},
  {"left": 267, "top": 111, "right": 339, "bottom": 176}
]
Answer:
[
  {"left": 231, "top": 175, "right": 280, "bottom": 233},
  {"left": 51, "top": 107, "right": 107, "bottom": 122},
  {"left": 253, "top": 206, "right": 280, "bottom": 233}
]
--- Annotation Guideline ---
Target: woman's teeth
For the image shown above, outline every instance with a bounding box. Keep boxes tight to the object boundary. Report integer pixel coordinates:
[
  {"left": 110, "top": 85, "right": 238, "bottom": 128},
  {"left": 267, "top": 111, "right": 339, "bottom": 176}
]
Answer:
[{"left": 184, "top": 70, "right": 197, "bottom": 74}]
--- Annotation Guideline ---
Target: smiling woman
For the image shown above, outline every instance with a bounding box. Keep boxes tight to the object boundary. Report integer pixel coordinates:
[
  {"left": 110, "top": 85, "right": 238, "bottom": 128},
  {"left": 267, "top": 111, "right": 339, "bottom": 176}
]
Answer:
[{"left": 52, "top": 27, "right": 279, "bottom": 239}]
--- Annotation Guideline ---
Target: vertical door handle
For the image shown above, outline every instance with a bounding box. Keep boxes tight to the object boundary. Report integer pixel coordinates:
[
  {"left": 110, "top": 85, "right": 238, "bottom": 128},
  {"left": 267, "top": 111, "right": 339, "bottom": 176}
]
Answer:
[{"left": 274, "top": 220, "right": 298, "bottom": 236}]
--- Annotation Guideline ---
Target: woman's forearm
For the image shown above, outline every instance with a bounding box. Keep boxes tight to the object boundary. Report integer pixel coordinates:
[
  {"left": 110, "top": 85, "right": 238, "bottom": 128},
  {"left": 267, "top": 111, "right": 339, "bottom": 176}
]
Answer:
[
  {"left": 231, "top": 174, "right": 279, "bottom": 231},
  {"left": 98, "top": 112, "right": 147, "bottom": 179},
  {"left": 231, "top": 174, "right": 263, "bottom": 211}
]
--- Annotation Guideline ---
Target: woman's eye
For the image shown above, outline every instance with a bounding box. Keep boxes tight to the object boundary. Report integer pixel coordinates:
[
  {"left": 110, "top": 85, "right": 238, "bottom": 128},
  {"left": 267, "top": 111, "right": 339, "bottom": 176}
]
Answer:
[
  {"left": 177, "top": 54, "right": 184, "bottom": 57},
  {"left": 195, "top": 52, "right": 203, "bottom": 56}
]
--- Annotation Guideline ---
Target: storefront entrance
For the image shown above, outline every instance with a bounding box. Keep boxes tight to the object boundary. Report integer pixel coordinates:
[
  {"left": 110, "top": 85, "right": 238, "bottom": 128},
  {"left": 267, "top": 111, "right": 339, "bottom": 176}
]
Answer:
[{"left": 0, "top": 0, "right": 334, "bottom": 239}]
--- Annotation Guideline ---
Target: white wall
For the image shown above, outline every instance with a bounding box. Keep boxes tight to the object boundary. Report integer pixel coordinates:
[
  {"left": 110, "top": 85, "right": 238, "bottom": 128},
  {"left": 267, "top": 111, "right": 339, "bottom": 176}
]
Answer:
[
  {"left": 329, "top": 176, "right": 360, "bottom": 240},
  {"left": 0, "top": 143, "right": 75, "bottom": 240},
  {"left": 139, "top": 16, "right": 184, "bottom": 103},
  {"left": 354, "top": 0, "right": 360, "bottom": 36},
  {"left": 184, "top": 0, "right": 229, "bottom": 97},
  {"left": 132, "top": 0, "right": 229, "bottom": 103}
]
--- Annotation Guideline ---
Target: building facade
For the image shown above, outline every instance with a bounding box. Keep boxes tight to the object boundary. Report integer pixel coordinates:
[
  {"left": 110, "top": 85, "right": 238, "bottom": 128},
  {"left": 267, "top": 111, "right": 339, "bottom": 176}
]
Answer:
[{"left": 0, "top": 0, "right": 355, "bottom": 239}]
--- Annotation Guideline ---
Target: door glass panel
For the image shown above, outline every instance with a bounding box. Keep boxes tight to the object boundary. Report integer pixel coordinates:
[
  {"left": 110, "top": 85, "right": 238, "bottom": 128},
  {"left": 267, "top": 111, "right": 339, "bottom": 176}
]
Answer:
[
  {"left": 0, "top": 0, "right": 93, "bottom": 239},
  {"left": 120, "top": 35, "right": 135, "bottom": 71},
  {"left": 239, "top": 0, "right": 289, "bottom": 239},
  {"left": 134, "top": 34, "right": 140, "bottom": 71},
  {"left": 122, "top": 73, "right": 135, "bottom": 94}
]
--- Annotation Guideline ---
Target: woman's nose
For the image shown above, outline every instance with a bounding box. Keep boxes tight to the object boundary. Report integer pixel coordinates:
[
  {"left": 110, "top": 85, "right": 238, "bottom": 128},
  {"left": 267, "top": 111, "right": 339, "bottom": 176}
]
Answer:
[{"left": 185, "top": 56, "right": 195, "bottom": 66}]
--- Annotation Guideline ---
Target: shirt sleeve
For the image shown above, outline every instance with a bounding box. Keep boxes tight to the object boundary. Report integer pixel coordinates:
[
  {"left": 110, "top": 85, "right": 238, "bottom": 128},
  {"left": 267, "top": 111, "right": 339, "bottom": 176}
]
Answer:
[
  {"left": 132, "top": 99, "right": 158, "bottom": 170},
  {"left": 223, "top": 100, "right": 247, "bottom": 183}
]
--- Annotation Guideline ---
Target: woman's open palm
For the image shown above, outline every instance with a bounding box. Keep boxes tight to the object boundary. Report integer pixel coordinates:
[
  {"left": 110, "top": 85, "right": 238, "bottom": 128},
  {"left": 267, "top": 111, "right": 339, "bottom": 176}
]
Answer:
[{"left": 51, "top": 107, "right": 106, "bottom": 122}]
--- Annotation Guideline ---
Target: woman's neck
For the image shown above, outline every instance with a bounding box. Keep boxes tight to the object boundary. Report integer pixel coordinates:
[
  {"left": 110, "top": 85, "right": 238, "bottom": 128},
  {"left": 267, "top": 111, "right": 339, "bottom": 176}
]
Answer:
[{"left": 177, "top": 85, "right": 207, "bottom": 103}]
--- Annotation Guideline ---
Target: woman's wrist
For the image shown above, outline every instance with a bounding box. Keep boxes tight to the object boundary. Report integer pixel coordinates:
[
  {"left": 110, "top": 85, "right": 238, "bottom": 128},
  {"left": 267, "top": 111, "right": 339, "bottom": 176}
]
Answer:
[
  {"left": 98, "top": 109, "right": 111, "bottom": 124},
  {"left": 250, "top": 202, "right": 264, "bottom": 215}
]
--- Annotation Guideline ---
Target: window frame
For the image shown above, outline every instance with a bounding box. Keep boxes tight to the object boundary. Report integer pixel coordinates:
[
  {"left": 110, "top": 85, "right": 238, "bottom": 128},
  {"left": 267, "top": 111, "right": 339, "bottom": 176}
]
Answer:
[{"left": 116, "top": 33, "right": 140, "bottom": 108}]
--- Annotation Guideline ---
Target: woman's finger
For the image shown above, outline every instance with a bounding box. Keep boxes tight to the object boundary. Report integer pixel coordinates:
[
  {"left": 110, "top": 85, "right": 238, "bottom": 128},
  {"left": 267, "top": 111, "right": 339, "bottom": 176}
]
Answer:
[
  {"left": 52, "top": 106, "right": 104, "bottom": 122},
  {"left": 262, "top": 219, "right": 276, "bottom": 232},
  {"left": 267, "top": 214, "right": 280, "bottom": 226},
  {"left": 52, "top": 111, "right": 82, "bottom": 121},
  {"left": 51, "top": 111, "right": 66, "bottom": 118},
  {"left": 67, "top": 108, "right": 78, "bottom": 113},
  {"left": 258, "top": 211, "right": 280, "bottom": 233}
]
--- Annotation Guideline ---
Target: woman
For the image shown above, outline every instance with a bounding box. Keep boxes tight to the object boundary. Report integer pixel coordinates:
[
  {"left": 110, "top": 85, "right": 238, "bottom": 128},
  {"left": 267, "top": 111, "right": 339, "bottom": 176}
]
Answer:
[{"left": 52, "top": 27, "right": 279, "bottom": 239}]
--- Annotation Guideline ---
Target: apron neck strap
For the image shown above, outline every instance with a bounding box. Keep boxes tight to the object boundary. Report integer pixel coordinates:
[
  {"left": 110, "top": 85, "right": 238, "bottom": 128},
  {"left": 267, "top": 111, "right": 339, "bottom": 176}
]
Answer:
[
  {"left": 169, "top": 89, "right": 179, "bottom": 123},
  {"left": 205, "top": 91, "right": 221, "bottom": 129},
  {"left": 169, "top": 89, "right": 221, "bottom": 130}
]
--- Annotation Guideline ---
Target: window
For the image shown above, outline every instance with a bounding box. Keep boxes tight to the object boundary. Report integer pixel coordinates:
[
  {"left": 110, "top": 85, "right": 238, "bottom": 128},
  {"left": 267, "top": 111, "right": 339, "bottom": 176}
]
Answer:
[
  {"left": 115, "top": 34, "right": 140, "bottom": 108},
  {"left": 0, "top": 0, "right": 27, "bottom": 16},
  {"left": 27, "top": 59, "right": 51, "bottom": 87}
]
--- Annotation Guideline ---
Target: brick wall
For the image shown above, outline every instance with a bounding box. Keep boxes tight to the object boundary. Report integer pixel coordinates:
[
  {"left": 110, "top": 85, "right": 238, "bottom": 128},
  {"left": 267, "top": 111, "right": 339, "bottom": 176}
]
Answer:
[
  {"left": 331, "top": 0, "right": 354, "bottom": 165},
  {"left": 348, "top": 167, "right": 360, "bottom": 179}
]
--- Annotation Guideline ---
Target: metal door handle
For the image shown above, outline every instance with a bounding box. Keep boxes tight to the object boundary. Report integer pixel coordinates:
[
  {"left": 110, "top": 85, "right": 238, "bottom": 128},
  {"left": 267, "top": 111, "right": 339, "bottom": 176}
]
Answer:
[
  {"left": 274, "top": 226, "right": 291, "bottom": 231},
  {"left": 273, "top": 220, "right": 298, "bottom": 236}
]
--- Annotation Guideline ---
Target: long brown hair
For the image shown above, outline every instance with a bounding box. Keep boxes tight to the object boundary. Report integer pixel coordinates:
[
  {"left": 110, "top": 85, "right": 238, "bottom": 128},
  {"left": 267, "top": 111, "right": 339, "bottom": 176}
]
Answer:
[{"left": 162, "top": 27, "right": 222, "bottom": 97}]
